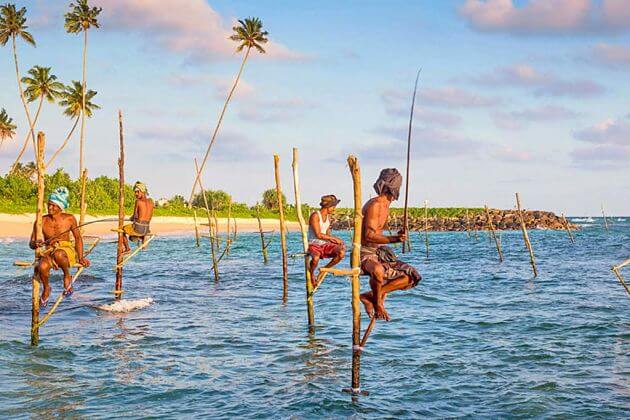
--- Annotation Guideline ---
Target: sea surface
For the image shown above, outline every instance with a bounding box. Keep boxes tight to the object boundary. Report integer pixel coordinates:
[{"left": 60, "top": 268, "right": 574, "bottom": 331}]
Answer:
[{"left": 1, "top": 218, "right": 629, "bottom": 418}]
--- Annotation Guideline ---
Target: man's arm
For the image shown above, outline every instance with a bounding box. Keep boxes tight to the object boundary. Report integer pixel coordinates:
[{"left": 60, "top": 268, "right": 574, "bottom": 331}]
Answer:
[
  {"left": 364, "top": 203, "right": 404, "bottom": 244},
  {"left": 29, "top": 221, "right": 40, "bottom": 250},
  {"left": 309, "top": 212, "right": 342, "bottom": 244},
  {"left": 70, "top": 215, "right": 90, "bottom": 266}
]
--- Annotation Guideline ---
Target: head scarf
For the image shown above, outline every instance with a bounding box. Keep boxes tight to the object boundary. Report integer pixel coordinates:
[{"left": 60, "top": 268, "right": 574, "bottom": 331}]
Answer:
[
  {"left": 48, "top": 187, "right": 69, "bottom": 210},
  {"left": 373, "top": 168, "right": 402, "bottom": 200},
  {"left": 134, "top": 181, "right": 148, "bottom": 196}
]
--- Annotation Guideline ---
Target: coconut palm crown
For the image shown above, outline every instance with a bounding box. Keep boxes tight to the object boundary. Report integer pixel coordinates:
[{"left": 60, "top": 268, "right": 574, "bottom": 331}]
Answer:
[
  {"left": 22, "top": 65, "right": 65, "bottom": 103},
  {"left": 64, "top": 0, "right": 101, "bottom": 33},
  {"left": 229, "top": 17, "right": 268, "bottom": 54},
  {"left": 0, "top": 3, "right": 35, "bottom": 46},
  {"left": 59, "top": 81, "right": 100, "bottom": 118},
  {"left": 0, "top": 108, "right": 17, "bottom": 141}
]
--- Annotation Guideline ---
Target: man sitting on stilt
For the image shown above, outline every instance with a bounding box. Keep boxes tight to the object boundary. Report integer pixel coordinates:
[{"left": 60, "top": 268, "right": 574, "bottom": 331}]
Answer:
[
  {"left": 30, "top": 187, "right": 91, "bottom": 306},
  {"left": 122, "top": 181, "right": 154, "bottom": 253},
  {"left": 308, "top": 194, "right": 346, "bottom": 287},
  {"left": 360, "top": 169, "right": 421, "bottom": 321}
]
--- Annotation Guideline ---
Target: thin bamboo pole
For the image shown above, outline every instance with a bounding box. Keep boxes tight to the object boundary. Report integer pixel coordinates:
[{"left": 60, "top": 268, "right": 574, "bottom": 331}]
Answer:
[
  {"left": 226, "top": 200, "right": 232, "bottom": 255},
  {"left": 274, "top": 154, "right": 288, "bottom": 303},
  {"left": 516, "top": 193, "right": 538, "bottom": 277},
  {"left": 31, "top": 132, "right": 46, "bottom": 346},
  {"left": 561, "top": 213, "right": 575, "bottom": 244},
  {"left": 292, "top": 148, "right": 315, "bottom": 326},
  {"left": 346, "top": 155, "right": 365, "bottom": 395},
  {"left": 195, "top": 159, "right": 219, "bottom": 281},
  {"left": 256, "top": 204, "right": 269, "bottom": 263},
  {"left": 115, "top": 235, "right": 155, "bottom": 269},
  {"left": 484, "top": 205, "right": 504, "bottom": 263},
  {"left": 79, "top": 168, "right": 87, "bottom": 229},
  {"left": 424, "top": 200, "right": 429, "bottom": 259},
  {"left": 612, "top": 265, "right": 630, "bottom": 296},
  {"left": 115, "top": 111, "right": 125, "bottom": 298},
  {"left": 465, "top": 209, "right": 471, "bottom": 238},
  {"left": 232, "top": 217, "right": 238, "bottom": 242},
  {"left": 193, "top": 208, "right": 201, "bottom": 247},
  {"left": 602, "top": 204, "right": 609, "bottom": 233}
]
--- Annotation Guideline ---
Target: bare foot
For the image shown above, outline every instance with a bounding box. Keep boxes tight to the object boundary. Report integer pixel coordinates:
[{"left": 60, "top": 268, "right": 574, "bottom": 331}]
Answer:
[
  {"left": 360, "top": 294, "right": 374, "bottom": 318},
  {"left": 375, "top": 304, "right": 390, "bottom": 321}
]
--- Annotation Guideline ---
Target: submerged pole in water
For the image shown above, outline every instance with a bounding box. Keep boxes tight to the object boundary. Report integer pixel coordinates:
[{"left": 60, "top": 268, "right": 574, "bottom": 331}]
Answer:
[
  {"left": 274, "top": 154, "right": 289, "bottom": 303},
  {"left": 226, "top": 199, "right": 232, "bottom": 255},
  {"left": 31, "top": 132, "right": 46, "bottom": 346},
  {"left": 484, "top": 205, "right": 504, "bottom": 263},
  {"left": 465, "top": 208, "right": 471, "bottom": 238},
  {"left": 115, "top": 111, "right": 125, "bottom": 298},
  {"left": 561, "top": 213, "right": 575, "bottom": 244},
  {"left": 602, "top": 204, "right": 609, "bottom": 233},
  {"left": 424, "top": 200, "right": 429, "bottom": 259},
  {"left": 195, "top": 159, "right": 219, "bottom": 281},
  {"left": 192, "top": 208, "right": 201, "bottom": 247},
  {"left": 255, "top": 204, "right": 269, "bottom": 263},
  {"left": 516, "top": 193, "right": 538, "bottom": 277},
  {"left": 291, "top": 148, "right": 315, "bottom": 326}
]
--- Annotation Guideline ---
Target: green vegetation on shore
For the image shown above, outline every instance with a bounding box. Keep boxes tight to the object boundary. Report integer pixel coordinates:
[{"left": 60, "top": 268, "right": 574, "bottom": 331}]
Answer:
[{"left": 0, "top": 167, "right": 483, "bottom": 220}]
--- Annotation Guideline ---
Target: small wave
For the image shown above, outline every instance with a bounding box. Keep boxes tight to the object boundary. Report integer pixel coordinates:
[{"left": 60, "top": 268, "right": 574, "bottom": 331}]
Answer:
[
  {"left": 616, "top": 218, "right": 626, "bottom": 222},
  {"left": 97, "top": 297, "right": 154, "bottom": 312},
  {"left": 571, "top": 217, "right": 594, "bottom": 222}
]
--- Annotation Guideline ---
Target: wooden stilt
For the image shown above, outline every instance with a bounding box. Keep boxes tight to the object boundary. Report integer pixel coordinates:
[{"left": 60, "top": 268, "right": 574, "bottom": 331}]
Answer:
[
  {"left": 226, "top": 200, "right": 232, "bottom": 255},
  {"left": 516, "top": 193, "right": 538, "bottom": 277},
  {"left": 274, "top": 154, "right": 289, "bottom": 303},
  {"left": 31, "top": 132, "right": 46, "bottom": 346},
  {"left": 561, "top": 213, "right": 574, "bottom": 244},
  {"left": 115, "top": 111, "right": 125, "bottom": 298},
  {"left": 602, "top": 204, "right": 609, "bottom": 233},
  {"left": 612, "top": 259, "right": 630, "bottom": 295},
  {"left": 195, "top": 159, "right": 219, "bottom": 281},
  {"left": 424, "top": 200, "right": 429, "bottom": 259},
  {"left": 193, "top": 208, "right": 201, "bottom": 247},
  {"left": 484, "top": 205, "right": 504, "bottom": 263},
  {"left": 114, "top": 235, "right": 155, "bottom": 269},
  {"left": 360, "top": 317, "right": 376, "bottom": 348},
  {"left": 292, "top": 148, "right": 315, "bottom": 326},
  {"left": 256, "top": 204, "right": 269, "bottom": 263},
  {"left": 465, "top": 209, "right": 471, "bottom": 238}
]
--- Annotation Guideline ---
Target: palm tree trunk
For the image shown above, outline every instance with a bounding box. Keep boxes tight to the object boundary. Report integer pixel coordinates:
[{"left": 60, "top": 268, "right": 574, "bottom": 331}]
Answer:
[
  {"left": 11, "top": 35, "right": 36, "bottom": 169},
  {"left": 9, "top": 95, "right": 43, "bottom": 173},
  {"left": 79, "top": 29, "right": 89, "bottom": 227},
  {"left": 187, "top": 47, "right": 251, "bottom": 207},
  {"left": 46, "top": 116, "right": 80, "bottom": 168}
]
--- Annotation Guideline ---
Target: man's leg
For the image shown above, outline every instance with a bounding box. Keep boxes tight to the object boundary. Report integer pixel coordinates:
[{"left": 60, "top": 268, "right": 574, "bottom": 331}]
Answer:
[
  {"left": 52, "top": 250, "right": 72, "bottom": 293},
  {"left": 361, "top": 259, "right": 415, "bottom": 321},
  {"left": 122, "top": 234, "right": 131, "bottom": 253},
  {"left": 322, "top": 245, "right": 346, "bottom": 270},
  {"left": 35, "top": 257, "right": 52, "bottom": 304},
  {"left": 309, "top": 254, "right": 320, "bottom": 287}
]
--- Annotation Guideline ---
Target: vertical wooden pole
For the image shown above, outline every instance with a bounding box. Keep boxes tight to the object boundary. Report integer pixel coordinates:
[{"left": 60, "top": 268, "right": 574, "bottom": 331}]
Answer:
[
  {"left": 612, "top": 259, "right": 630, "bottom": 295},
  {"left": 561, "top": 213, "right": 574, "bottom": 244},
  {"left": 192, "top": 208, "right": 201, "bottom": 247},
  {"left": 226, "top": 199, "right": 232, "bottom": 254},
  {"left": 484, "top": 205, "right": 504, "bottom": 263},
  {"left": 232, "top": 217, "right": 238, "bottom": 242},
  {"left": 465, "top": 209, "right": 471, "bottom": 238},
  {"left": 274, "top": 154, "right": 288, "bottom": 303},
  {"left": 292, "top": 148, "right": 315, "bottom": 327},
  {"left": 31, "top": 132, "right": 46, "bottom": 346},
  {"left": 347, "top": 155, "right": 364, "bottom": 394},
  {"left": 424, "top": 200, "right": 429, "bottom": 259},
  {"left": 115, "top": 111, "right": 125, "bottom": 298},
  {"left": 602, "top": 204, "right": 609, "bottom": 233},
  {"left": 78, "top": 169, "right": 88, "bottom": 233},
  {"left": 516, "top": 193, "right": 538, "bottom": 277},
  {"left": 195, "top": 159, "right": 219, "bottom": 281},
  {"left": 256, "top": 204, "right": 269, "bottom": 263}
]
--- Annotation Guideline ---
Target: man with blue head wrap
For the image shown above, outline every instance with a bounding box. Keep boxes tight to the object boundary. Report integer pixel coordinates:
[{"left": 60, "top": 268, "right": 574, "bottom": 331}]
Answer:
[{"left": 29, "top": 187, "right": 91, "bottom": 306}]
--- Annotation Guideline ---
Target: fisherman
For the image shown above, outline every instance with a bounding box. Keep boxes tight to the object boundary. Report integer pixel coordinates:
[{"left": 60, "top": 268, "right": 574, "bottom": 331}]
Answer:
[
  {"left": 122, "top": 181, "right": 154, "bottom": 253},
  {"left": 360, "top": 169, "right": 421, "bottom": 321},
  {"left": 308, "top": 194, "right": 346, "bottom": 287},
  {"left": 30, "top": 187, "right": 91, "bottom": 306}
]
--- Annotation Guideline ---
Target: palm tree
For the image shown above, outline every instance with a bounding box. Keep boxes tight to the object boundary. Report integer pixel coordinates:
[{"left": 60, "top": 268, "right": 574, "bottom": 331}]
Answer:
[
  {"left": 188, "top": 17, "right": 268, "bottom": 207},
  {"left": 0, "top": 4, "right": 37, "bottom": 166},
  {"left": 47, "top": 81, "right": 100, "bottom": 167},
  {"left": 0, "top": 108, "right": 17, "bottom": 150},
  {"left": 9, "top": 65, "right": 64, "bottom": 172},
  {"left": 64, "top": 0, "right": 101, "bottom": 225}
]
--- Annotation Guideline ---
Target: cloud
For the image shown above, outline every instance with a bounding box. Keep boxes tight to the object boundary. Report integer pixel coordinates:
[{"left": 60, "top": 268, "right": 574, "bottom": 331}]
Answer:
[
  {"left": 418, "top": 87, "right": 501, "bottom": 108},
  {"left": 458, "top": 0, "right": 630, "bottom": 35},
  {"left": 472, "top": 63, "right": 605, "bottom": 97},
  {"left": 583, "top": 43, "right": 630, "bottom": 70},
  {"left": 491, "top": 146, "right": 533, "bottom": 162},
  {"left": 238, "top": 97, "right": 306, "bottom": 123},
  {"left": 94, "top": 0, "right": 305, "bottom": 63},
  {"left": 571, "top": 115, "right": 630, "bottom": 168},
  {"left": 381, "top": 89, "right": 463, "bottom": 127}
]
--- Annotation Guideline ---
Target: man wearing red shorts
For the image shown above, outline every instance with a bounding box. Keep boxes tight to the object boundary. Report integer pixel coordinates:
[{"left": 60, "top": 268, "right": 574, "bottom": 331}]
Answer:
[{"left": 308, "top": 194, "right": 346, "bottom": 287}]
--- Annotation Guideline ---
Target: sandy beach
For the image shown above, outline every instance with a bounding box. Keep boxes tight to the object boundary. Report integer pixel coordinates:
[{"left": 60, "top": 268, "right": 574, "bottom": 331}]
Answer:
[{"left": 0, "top": 213, "right": 299, "bottom": 239}]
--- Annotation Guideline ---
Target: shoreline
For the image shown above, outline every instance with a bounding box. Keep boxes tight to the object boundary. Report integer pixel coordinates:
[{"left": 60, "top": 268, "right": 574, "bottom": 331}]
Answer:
[{"left": 0, "top": 213, "right": 299, "bottom": 239}]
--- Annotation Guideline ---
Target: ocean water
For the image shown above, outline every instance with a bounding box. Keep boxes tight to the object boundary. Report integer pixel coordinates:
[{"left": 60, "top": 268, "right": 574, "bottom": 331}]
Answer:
[{"left": 0, "top": 219, "right": 628, "bottom": 418}]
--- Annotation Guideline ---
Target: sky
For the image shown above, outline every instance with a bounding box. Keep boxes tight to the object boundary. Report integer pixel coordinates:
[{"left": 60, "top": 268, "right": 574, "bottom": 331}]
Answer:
[{"left": 1, "top": 0, "right": 629, "bottom": 215}]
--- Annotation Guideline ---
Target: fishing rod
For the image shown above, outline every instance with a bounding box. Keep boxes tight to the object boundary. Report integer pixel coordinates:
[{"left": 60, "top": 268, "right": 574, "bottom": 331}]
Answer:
[
  {"left": 402, "top": 68, "right": 422, "bottom": 254},
  {"left": 36, "top": 217, "right": 126, "bottom": 246}
]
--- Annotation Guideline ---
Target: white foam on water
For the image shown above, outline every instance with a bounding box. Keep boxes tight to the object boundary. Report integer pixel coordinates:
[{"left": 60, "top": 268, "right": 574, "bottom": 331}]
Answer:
[
  {"left": 616, "top": 218, "right": 626, "bottom": 222},
  {"left": 571, "top": 217, "right": 595, "bottom": 222},
  {"left": 97, "top": 297, "right": 154, "bottom": 312}
]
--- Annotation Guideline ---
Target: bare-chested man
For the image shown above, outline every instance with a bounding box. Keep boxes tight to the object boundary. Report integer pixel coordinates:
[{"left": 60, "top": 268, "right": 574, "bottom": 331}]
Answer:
[
  {"left": 307, "top": 194, "right": 346, "bottom": 287},
  {"left": 122, "top": 181, "right": 154, "bottom": 252},
  {"left": 360, "top": 169, "right": 421, "bottom": 321},
  {"left": 30, "top": 187, "right": 91, "bottom": 306}
]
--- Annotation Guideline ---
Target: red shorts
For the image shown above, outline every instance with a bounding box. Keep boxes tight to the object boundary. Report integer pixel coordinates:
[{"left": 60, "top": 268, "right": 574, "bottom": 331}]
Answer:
[{"left": 308, "top": 242, "right": 344, "bottom": 259}]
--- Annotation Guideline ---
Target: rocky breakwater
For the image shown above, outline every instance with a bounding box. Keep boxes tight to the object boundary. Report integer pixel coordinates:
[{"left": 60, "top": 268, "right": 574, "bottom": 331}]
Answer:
[{"left": 331, "top": 209, "right": 579, "bottom": 232}]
